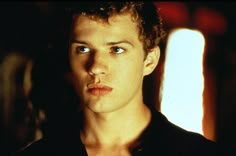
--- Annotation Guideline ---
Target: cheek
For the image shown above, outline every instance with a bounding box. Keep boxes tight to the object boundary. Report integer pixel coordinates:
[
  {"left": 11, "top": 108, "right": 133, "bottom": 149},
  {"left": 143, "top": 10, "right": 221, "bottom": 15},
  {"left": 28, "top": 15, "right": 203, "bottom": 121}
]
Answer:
[
  {"left": 70, "top": 58, "right": 85, "bottom": 72},
  {"left": 69, "top": 62, "right": 85, "bottom": 85},
  {"left": 117, "top": 61, "right": 144, "bottom": 80},
  {"left": 128, "top": 57, "right": 144, "bottom": 72},
  {"left": 70, "top": 72, "right": 85, "bottom": 96}
]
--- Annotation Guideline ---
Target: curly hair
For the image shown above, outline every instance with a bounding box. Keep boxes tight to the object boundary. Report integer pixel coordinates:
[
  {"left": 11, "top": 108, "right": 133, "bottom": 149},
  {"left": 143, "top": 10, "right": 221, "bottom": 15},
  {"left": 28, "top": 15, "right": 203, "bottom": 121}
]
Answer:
[{"left": 57, "top": 1, "right": 166, "bottom": 54}]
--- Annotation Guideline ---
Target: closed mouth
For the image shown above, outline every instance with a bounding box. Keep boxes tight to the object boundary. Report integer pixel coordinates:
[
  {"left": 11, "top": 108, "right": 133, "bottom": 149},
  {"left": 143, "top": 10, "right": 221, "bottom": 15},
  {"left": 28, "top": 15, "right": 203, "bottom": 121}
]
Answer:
[{"left": 87, "top": 83, "right": 113, "bottom": 96}]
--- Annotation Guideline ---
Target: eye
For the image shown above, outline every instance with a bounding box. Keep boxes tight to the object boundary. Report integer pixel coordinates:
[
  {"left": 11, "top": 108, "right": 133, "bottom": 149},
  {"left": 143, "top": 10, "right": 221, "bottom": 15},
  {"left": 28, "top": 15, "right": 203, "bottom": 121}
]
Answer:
[
  {"left": 111, "top": 47, "right": 125, "bottom": 54},
  {"left": 75, "top": 46, "right": 91, "bottom": 54}
]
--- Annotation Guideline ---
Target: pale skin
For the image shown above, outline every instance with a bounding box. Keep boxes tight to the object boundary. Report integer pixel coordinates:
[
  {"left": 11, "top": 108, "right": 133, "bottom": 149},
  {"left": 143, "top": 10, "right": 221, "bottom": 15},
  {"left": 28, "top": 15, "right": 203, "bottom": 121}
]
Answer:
[{"left": 69, "top": 13, "right": 160, "bottom": 156}]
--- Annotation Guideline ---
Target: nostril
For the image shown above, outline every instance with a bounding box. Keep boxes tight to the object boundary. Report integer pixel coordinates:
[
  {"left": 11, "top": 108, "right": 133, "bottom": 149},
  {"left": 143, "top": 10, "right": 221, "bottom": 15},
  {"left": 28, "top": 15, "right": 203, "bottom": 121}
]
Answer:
[{"left": 88, "top": 71, "right": 95, "bottom": 77}]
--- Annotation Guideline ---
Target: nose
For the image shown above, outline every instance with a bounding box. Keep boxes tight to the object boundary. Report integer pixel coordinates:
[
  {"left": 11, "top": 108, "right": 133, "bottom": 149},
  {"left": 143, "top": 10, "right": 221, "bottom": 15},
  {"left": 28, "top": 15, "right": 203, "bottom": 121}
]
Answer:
[{"left": 87, "top": 51, "right": 108, "bottom": 76}]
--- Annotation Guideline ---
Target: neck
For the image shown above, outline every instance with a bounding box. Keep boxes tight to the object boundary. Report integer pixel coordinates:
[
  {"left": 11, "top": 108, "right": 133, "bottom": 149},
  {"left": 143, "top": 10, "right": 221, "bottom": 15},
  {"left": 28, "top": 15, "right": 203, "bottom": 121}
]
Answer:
[{"left": 80, "top": 103, "right": 151, "bottom": 147}]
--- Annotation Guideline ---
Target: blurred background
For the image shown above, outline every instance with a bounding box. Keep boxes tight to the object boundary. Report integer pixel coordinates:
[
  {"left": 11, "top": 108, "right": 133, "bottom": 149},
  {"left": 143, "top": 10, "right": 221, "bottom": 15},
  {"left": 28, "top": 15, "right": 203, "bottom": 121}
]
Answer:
[{"left": 0, "top": 2, "right": 235, "bottom": 155}]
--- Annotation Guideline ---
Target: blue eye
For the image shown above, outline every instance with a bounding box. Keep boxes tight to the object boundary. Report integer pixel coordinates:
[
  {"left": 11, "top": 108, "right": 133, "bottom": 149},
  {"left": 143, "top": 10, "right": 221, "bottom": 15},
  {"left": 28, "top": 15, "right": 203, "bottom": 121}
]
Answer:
[
  {"left": 76, "top": 46, "right": 90, "bottom": 54},
  {"left": 111, "top": 47, "right": 125, "bottom": 54}
]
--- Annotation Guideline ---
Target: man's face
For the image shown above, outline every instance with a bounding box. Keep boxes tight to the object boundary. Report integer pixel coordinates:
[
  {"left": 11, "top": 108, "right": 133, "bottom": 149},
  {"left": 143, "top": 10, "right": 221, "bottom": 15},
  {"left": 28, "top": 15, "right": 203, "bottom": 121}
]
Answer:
[{"left": 69, "top": 13, "right": 155, "bottom": 113}]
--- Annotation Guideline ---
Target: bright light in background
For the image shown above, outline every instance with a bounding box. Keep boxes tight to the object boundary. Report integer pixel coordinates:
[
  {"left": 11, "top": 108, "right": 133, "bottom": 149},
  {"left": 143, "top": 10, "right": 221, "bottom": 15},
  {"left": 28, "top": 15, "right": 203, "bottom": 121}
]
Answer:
[{"left": 160, "top": 28, "right": 205, "bottom": 134}]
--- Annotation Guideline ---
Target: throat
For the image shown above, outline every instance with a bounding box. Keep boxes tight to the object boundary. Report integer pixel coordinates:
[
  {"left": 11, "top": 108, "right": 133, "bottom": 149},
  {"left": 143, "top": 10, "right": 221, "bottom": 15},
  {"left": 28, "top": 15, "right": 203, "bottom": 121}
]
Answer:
[
  {"left": 80, "top": 104, "right": 152, "bottom": 155},
  {"left": 85, "top": 143, "right": 133, "bottom": 156}
]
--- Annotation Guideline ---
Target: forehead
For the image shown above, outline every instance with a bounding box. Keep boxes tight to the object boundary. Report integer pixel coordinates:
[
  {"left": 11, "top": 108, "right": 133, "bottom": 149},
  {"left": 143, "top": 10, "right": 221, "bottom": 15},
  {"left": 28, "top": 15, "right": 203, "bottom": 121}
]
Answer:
[
  {"left": 71, "top": 13, "right": 140, "bottom": 40},
  {"left": 72, "top": 11, "right": 137, "bottom": 26},
  {"left": 69, "top": 13, "right": 145, "bottom": 52}
]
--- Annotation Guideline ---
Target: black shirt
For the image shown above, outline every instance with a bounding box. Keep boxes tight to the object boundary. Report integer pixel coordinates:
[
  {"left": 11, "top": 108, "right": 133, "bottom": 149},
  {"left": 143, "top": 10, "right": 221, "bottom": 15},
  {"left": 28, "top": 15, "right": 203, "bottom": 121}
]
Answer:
[{"left": 15, "top": 106, "right": 219, "bottom": 156}]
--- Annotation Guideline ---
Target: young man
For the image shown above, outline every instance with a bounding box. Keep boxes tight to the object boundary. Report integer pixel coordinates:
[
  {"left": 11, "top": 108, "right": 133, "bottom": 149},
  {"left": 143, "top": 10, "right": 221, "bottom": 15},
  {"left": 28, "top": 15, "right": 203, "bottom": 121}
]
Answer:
[{"left": 16, "top": 1, "right": 219, "bottom": 156}]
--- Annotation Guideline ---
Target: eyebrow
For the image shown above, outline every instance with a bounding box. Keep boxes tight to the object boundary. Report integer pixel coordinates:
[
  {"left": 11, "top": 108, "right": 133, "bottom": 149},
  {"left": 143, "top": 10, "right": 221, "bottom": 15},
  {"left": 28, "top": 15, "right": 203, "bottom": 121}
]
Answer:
[
  {"left": 106, "top": 41, "right": 134, "bottom": 47},
  {"left": 71, "top": 39, "right": 134, "bottom": 47},
  {"left": 70, "top": 40, "right": 87, "bottom": 45}
]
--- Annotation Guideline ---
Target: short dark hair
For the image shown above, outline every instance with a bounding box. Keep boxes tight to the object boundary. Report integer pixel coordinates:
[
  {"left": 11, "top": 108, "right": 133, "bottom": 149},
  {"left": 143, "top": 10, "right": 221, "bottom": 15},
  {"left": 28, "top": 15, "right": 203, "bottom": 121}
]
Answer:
[{"left": 63, "top": 1, "right": 165, "bottom": 53}]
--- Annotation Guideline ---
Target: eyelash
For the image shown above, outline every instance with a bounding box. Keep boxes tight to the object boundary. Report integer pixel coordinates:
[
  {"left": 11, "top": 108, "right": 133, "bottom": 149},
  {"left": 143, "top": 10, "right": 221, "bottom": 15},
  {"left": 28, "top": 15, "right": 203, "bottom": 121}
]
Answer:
[
  {"left": 75, "top": 46, "right": 91, "bottom": 54},
  {"left": 111, "top": 47, "right": 126, "bottom": 54},
  {"left": 74, "top": 46, "right": 126, "bottom": 54}
]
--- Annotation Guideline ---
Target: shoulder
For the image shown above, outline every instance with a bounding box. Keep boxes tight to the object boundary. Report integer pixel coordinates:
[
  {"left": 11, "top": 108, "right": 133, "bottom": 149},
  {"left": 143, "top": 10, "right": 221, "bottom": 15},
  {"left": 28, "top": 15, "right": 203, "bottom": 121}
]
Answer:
[
  {"left": 149, "top": 108, "right": 220, "bottom": 155},
  {"left": 13, "top": 132, "right": 87, "bottom": 156}
]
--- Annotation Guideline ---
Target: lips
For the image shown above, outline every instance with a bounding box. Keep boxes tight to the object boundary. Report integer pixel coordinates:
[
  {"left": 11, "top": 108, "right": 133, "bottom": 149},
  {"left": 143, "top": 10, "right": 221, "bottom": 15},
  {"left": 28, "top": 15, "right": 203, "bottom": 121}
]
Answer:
[{"left": 87, "top": 83, "right": 113, "bottom": 96}]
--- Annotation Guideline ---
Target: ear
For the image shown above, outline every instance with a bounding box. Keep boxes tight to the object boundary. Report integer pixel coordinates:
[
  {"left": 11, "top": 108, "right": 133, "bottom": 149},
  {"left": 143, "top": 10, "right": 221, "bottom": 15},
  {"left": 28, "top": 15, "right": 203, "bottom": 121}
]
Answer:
[{"left": 143, "top": 46, "right": 160, "bottom": 76}]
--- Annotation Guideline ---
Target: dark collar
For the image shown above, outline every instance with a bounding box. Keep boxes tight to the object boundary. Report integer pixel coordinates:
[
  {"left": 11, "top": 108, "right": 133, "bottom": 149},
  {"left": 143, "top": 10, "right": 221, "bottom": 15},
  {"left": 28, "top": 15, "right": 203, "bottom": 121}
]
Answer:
[{"left": 130, "top": 105, "right": 172, "bottom": 155}]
